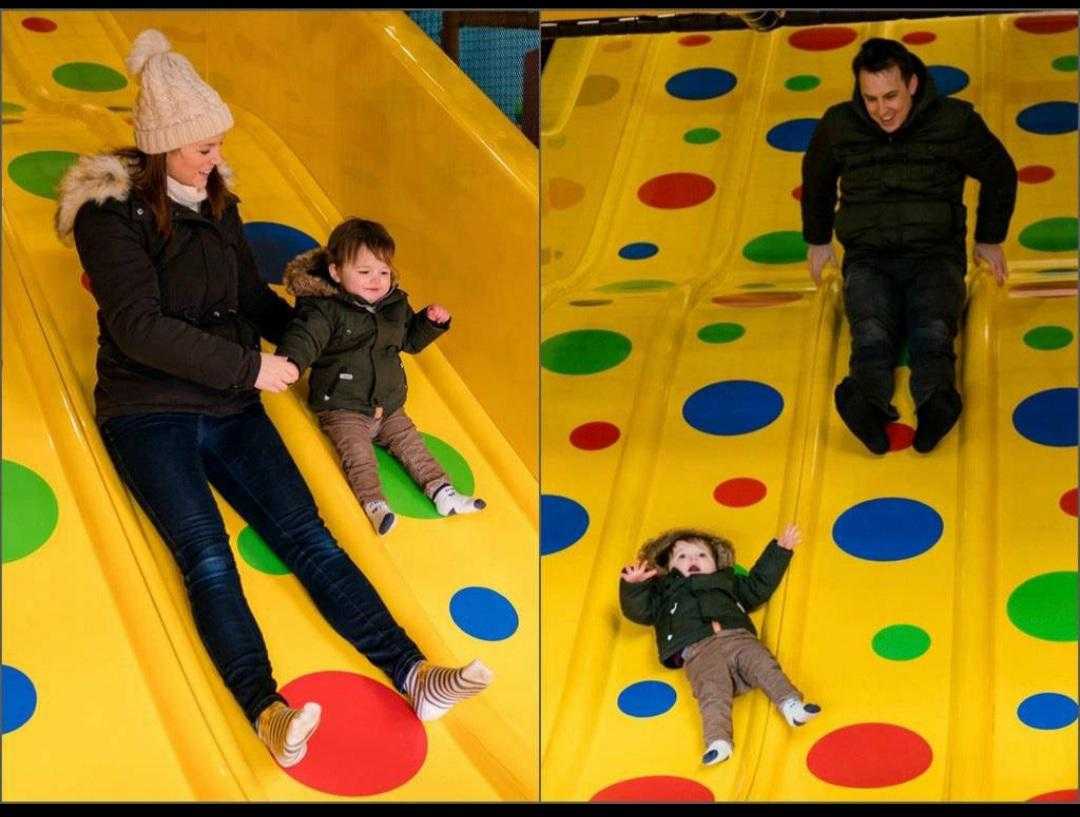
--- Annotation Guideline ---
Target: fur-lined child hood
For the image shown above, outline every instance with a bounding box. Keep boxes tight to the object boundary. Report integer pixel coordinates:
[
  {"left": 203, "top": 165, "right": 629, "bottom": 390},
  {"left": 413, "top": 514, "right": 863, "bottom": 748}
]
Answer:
[{"left": 283, "top": 246, "right": 400, "bottom": 302}]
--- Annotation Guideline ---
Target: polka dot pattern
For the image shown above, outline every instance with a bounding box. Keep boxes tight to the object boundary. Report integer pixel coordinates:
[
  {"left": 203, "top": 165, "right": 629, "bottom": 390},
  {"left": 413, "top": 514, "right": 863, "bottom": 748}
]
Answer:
[
  {"left": 832, "top": 498, "right": 943, "bottom": 562},
  {"left": 713, "top": 477, "right": 766, "bottom": 507},
  {"left": 807, "top": 723, "right": 933, "bottom": 787},
  {"left": 1052, "top": 55, "right": 1078, "bottom": 72},
  {"left": 743, "top": 231, "right": 808, "bottom": 264},
  {"left": 2, "top": 665, "right": 37, "bottom": 734},
  {"left": 1018, "top": 165, "right": 1055, "bottom": 183},
  {"left": 678, "top": 35, "right": 711, "bottom": 47},
  {"left": 1023, "top": 325, "right": 1073, "bottom": 350},
  {"left": 237, "top": 526, "right": 290, "bottom": 575},
  {"left": 684, "top": 127, "right": 720, "bottom": 144},
  {"left": 1017, "top": 692, "right": 1078, "bottom": 730},
  {"left": 788, "top": 26, "right": 858, "bottom": 51},
  {"left": 375, "top": 433, "right": 474, "bottom": 519},
  {"left": 785, "top": 74, "right": 821, "bottom": 92},
  {"left": 7, "top": 150, "right": 79, "bottom": 200},
  {"left": 578, "top": 75, "right": 620, "bottom": 106},
  {"left": 1060, "top": 487, "right": 1078, "bottom": 517},
  {"left": 927, "top": 65, "right": 969, "bottom": 96},
  {"left": 569, "top": 299, "right": 612, "bottom": 307},
  {"left": 242, "top": 222, "right": 319, "bottom": 284},
  {"left": 1018, "top": 217, "right": 1078, "bottom": 252},
  {"left": 2, "top": 460, "right": 59, "bottom": 563},
  {"left": 541, "top": 329, "right": 632, "bottom": 374},
  {"left": 872, "top": 624, "right": 930, "bottom": 660},
  {"left": 1029, "top": 790, "right": 1080, "bottom": 803},
  {"left": 1007, "top": 571, "right": 1078, "bottom": 641},
  {"left": 592, "top": 776, "right": 714, "bottom": 802},
  {"left": 449, "top": 587, "right": 519, "bottom": 641},
  {"left": 711, "top": 292, "right": 803, "bottom": 307},
  {"left": 279, "top": 672, "right": 425, "bottom": 795},
  {"left": 697, "top": 322, "right": 745, "bottom": 344},
  {"left": 596, "top": 279, "right": 674, "bottom": 293},
  {"left": 1015, "top": 14, "right": 1078, "bottom": 35},
  {"left": 766, "top": 118, "right": 819, "bottom": 152},
  {"left": 617, "top": 680, "right": 676, "bottom": 718},
  {"left": 21, "top": 17, "right": 57, "bottom": 33},
  {"left": 1016, "top": 101, "right": 1078, "bottom": 135},
  {"left": 683, "top": 380, "right": 784, "bottom": 436},
  {"left": 665, "top": 68, "right": 736, "bottom": 101},
  {"left": 549, "top": 177, "right": 585, "bottom": 210},
  {"left": 541, "top": 494, "right": 589, "bottom": 555},
  {"left": 886, "top": 422, "right": 915, "bottom": 452},
  {"left": 52, "top": 63, "right": 127, "bottom": 92},
  {"left": 618, "top": 242, "right": 658, "bottom": 260},
  {"left": 570, "top": 421, "right": 620, "bottom": 450},
  {"left": 902, "top": 31, "right": 936, "bottom": 45},
  {"left": 1012, "top": 387, "right": 1078, "bottom": 446},
  {"left": 637, "top": 173, "right": 716, "bottom": 209}
]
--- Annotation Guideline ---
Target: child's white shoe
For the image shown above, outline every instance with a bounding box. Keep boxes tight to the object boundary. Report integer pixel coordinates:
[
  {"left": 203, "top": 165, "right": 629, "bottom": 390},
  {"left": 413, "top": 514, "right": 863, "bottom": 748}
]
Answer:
[
  {"left": 702, "top": 739, "right": 732, "bottom": 766},
  {"left": 779, "top": 697, "right": 821, "bottom": 727},
  {"left": 430, "top": 484, "right": 486, "bottom": 517},
  {"left": 363, "top": 500, "right": 396, "bottom": 535}
]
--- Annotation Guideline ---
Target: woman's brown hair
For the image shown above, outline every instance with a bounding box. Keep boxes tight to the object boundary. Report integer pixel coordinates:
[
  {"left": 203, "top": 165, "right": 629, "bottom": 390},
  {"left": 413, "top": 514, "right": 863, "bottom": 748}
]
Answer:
[{"left": 113, "top": 146, "right": 229, "bottom": 239}]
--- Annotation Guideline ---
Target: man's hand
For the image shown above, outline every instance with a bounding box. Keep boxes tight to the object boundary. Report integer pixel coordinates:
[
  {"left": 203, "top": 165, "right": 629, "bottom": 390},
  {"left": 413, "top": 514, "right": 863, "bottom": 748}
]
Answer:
[
  {"left": 621, "top": 560, "right": 658, "bottom": 584},
  {"left": 777, "top": 523, "right": 801, "bottom": 551},
  {"left": 807, "top": 243, "right": 837, "bottom": 286},
  {"left": 973, "top": 242, "right": 1008, "bottom": 285}
]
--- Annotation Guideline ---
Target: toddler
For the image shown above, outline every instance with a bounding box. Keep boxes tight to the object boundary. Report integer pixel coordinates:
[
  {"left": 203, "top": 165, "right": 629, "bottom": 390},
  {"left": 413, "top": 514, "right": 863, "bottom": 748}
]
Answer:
[
  {"left": 620, "top": 523, "right": 820, "bottom": 765},
  {"left": 278, "top": 218, "right": 485, "bottom": 535}
]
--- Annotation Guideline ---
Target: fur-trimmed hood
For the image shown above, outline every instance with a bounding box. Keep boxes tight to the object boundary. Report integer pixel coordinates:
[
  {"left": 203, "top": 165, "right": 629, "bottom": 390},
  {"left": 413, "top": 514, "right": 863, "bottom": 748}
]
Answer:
[
  {"left": 54, "top": 151, "right": 234, "bottom": 244},
  {"left": 283, "top": 246, "right": 399, "bottom": 302},
  {"left": 637, "top": 528, "right": 736, "bottom": 575}
]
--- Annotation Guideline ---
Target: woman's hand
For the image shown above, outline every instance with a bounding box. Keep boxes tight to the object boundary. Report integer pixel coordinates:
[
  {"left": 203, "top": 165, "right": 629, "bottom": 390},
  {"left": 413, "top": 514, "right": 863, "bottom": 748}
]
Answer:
[
  {"left": 621, "top": 560, "right": 658, "bottom": 583},
  {"left": 255, "top": 353, "right": 299, "bottom": 393}
]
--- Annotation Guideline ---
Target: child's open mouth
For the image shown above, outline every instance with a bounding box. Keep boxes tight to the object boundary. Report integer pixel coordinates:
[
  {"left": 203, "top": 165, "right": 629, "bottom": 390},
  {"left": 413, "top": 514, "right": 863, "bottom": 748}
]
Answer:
[{"left": 688, "top": 565, "right": 700, "bottom": 573}]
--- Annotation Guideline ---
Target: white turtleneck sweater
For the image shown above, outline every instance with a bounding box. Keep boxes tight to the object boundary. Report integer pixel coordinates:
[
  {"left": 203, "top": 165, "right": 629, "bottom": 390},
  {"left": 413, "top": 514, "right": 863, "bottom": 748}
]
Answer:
[{"left": 166, "top": 175, "right": 208, "bottom": 211}]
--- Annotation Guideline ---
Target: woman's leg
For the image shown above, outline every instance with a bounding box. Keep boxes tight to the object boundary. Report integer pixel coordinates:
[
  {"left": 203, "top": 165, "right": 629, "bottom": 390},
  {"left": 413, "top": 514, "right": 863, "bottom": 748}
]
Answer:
[
  {"left": 99, "top": 412, "right": 284, "bottom": 726},
  {"left": 199, "top": 405, "right": 424, "bottom": 692}
]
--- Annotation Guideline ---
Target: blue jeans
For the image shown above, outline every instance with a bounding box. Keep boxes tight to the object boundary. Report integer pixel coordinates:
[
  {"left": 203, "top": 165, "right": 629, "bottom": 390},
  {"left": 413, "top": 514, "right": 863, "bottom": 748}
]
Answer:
[
  {"left": 100, "top": 403, "right": 425, "bottom": 727},
  {"left": 841, "top": 252, "right": 966, "bottom": 414}
]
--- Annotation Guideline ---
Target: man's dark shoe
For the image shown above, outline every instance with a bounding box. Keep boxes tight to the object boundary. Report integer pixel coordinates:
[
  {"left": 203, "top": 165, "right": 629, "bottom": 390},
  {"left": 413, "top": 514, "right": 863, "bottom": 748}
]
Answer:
[
  {"left": 913, "top": 390, "right": 963, "bottom": 453},
  {"left": 834, "top": 379, "right": 890, "bottom": 455}
]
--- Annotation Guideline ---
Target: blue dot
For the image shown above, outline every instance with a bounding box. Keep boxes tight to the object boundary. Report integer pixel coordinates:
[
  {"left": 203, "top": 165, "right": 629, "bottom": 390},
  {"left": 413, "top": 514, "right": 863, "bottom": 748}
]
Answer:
[
  {"left": 1017, "top": 101, "right": 1078, "bottom": 135},
  {"left": 619, "top": 242, "right": 659, "bottom": 260},
  {"left": 927, "top": 65, "right": 970, "bottom": 96},
  {"left": 1017, "top": 692, "right": 1079, "bottom": 730},
  {"left": 541, "top": 494, "right": 589, "bottom": 555},
  {"left": 665, "top": 68, "right": 737, "bottom": 101},
  {"left": 449, "top": 587, "right": 519, "bottom": 641},
  {"left": 766, "top": 118, "right": 820, "bottom": 152},
  {"left": 683, "top": 380, "right": 784, "bottom": 436},
  {"left": 243, "top": 222, "right": 320, "bottom": 284},
  {"left": 2, "top": 665, "right": 37, "bottom": 734},
  {"left": 1013, "top": 387, "right": 1078, "bottom": 446},
  {"left": 617, "top": 680, "right": 677, "bottom": 718},
  {"left": 832, "top": 498, "right": 943, "bottom": 561}
]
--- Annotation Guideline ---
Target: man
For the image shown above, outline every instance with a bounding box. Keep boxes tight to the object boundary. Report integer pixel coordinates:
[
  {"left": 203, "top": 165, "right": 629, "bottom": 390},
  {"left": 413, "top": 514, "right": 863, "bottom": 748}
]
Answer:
[{"left": 801, "top": 37, "right": 1017, "bottom": 454}]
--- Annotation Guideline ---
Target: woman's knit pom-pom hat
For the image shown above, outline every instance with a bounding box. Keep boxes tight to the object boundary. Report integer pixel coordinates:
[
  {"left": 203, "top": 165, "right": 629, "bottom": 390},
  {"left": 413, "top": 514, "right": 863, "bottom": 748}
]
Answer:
[{"left": 125, "top": 29, "right": 234, "bottom": 155}]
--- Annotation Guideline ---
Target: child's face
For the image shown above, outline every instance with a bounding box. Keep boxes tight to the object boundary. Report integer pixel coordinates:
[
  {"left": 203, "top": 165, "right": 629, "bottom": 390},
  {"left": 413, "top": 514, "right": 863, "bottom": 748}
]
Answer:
[
  {"left": 330, "top": 244, "right": 393, "bottom": 303},
  {"left": 669, "top": 539, "right": 718, "bottom": 577}
]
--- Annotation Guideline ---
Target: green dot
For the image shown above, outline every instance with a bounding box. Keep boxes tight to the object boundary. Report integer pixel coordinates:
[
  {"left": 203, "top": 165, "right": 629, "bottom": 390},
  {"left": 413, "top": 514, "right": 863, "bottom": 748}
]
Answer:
[
  {"left": 2, "top": 460, "right": 59, "bottom": 562},
  {"left": 541, "top": 329, "right": 632, "bottom": 375},
  {"left": 7, "top": 150, "right": 79, "bottom": 200},
  {"left": 377, "top": 433, "right": 475, "bottom": 519},
  {"left": 237, "top": 527, "right": 290, "bottom": 575},
  {"left": 684, "top": 127, "right": 720, "bottom": 144},
  {"left": 2, "top": 101, "right": 26, "bottom": 114},
  {"left": 742, "top": 231, "right": 808, "bottom": 264},
  {"left": 52, "top": 62, "right": 127, "bottom": 92},
  {"left": 740, "top": 282, "right": 775, "bottom": 290},
  {"left": 1019, "top": 217, "right": 1078, "bottom": 252},
  {"left": 595, "top": 279, "right": 675, "bottom": 293},
  {"left": 733, "top": 563, "right": 748, "bottom": 577},
  {"left": 1052, "top": 55, "right": 1078, "bottom": 72},
  {"left": 785, "top": 74, "right": 821, "bottom": 92},
  {"left": 1024, "top": 325, "right": 1074, "bottom": 350},
  {"left": 872, "top": 624, "right": 931, "bottom": 660},
  {"left": 1007, "top": 571, "right": 1078, "bottom": 641},
  {"left": 698, "top": 322, "right": 745, "bottom": 344}
]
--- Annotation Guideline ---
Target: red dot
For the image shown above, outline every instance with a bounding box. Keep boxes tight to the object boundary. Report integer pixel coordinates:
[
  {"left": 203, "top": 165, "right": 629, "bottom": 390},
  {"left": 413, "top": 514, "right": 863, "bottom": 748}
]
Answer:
[
  {"left": 592, "top": 776, "right": 714, "bottom": 802},
  {"left": 791, "top": 185, "right": 803, "bottom": 202},
  {"left": 789, "top": 26, "right": 859, "bottom": 51},
  {"left": 678, "top": 34, "right": 712, "bottom": 47},
  {"left": 278, "top": 672, "right": 426, "bottom": 796},
  {"left": 570, "top": 421, "right": 621, "bottom": 450},
  {"left": 80, "top": 272, "right": 94, "bottom": 295},
  {"left": 1029, "top": 789, "right": 1080, "bottom": 803},
  {"left": 1015, "top": 14, "right": 1078, "bottom": 34},
  {"left": 1060, "top": 487, "right": 1078, "bottom": 517},
  {"left": 902, "top": 31, "right": 937, "bottom": 45},
  {"left": 1018, "top": 165, "right": 1055, "bottom": 184},
  {"left": 638, "top": 173, "right": 715, "bottom": 209},
  {"left": 22, "top": 17, "right": 57, "bottom": 32},
  {"left": 712, "top": 292, "right": 803, "bottom": 307},
  {"left": 886, "top": 422, "right": 915, "bottom": 452},
  {"left": 807, "top": 723, "right": 933, "bottom": 788},
  {"left": 713, "top": 477, "right": 767, "bottom": 508}
]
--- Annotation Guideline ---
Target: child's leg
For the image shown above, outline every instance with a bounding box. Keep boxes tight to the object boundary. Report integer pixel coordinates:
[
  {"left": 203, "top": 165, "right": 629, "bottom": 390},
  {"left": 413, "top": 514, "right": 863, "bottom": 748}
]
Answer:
[
  {"left": 727, "top": 629, "right": 801, "bottom": 705},
  {"left": 683, "top": 635, "right": 737, "bottom": 749},
  {"left": 315, "top": 409, "right": 385, "bottom": 505}
]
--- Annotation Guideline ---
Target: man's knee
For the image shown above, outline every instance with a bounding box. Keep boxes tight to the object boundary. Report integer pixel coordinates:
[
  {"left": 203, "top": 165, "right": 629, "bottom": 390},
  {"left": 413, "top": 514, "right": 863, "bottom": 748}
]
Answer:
[{"left": 908, "top": 318, "right": 955, "bottom": 354}]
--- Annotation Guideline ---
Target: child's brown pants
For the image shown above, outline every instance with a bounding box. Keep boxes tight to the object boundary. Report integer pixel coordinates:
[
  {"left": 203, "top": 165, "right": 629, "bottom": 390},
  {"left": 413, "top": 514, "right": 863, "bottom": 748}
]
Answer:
[
  {"left": 316, "top": 408, "right": 448, "bottom": 505},
  {"left": 682, "top": 628, "right": 801, "bottom": 747}
]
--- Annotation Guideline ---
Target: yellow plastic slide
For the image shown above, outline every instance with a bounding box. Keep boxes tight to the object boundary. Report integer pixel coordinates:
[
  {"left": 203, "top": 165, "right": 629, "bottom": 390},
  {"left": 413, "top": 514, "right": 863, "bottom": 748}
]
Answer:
[
  {"left": 541, "top": 12, "right": 1077, "bottom": 801},
  {"left": 3, "top": 10, "right": 536, "bottom": 801}
]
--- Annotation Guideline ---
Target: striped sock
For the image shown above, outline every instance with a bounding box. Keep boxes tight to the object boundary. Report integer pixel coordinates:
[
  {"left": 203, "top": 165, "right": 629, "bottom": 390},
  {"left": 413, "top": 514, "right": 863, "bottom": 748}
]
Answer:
[
  {"left": 404, "top": 659, "right": 493, "bottom": 722},
  {"left": 257, "top": 700, "right": 322, "bottom": 768}
]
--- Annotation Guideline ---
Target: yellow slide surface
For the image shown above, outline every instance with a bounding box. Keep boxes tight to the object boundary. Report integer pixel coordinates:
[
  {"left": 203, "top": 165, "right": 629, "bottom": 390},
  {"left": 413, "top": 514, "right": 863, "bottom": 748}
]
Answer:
[
  {"left": 541, "top": 13, "right": 1077, "bottom": 802},
  {"left": 3, "top": 11, "right": 536, "bottom": 801}
]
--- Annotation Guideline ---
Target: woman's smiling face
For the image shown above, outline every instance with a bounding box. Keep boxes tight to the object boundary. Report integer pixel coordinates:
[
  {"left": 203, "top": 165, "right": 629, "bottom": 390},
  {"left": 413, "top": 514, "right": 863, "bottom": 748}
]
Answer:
[{"left": 165, "top": 134, "right": 225, "bottom": 190}]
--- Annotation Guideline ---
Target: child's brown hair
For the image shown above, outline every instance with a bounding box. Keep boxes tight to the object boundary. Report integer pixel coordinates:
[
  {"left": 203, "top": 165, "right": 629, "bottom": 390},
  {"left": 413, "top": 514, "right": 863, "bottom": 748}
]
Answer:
[
  {"left": 318, "top": 218, "right": 398, "bottom": 286},
  {"left": 637, "top": 528, "right": 736, "bottom": 574}
]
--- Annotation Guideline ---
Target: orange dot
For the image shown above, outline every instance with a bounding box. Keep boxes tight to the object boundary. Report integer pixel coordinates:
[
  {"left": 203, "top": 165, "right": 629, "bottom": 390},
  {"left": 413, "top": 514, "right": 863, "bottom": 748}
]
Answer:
[{"left": 548, "top": 177, "right": 584, "bottom": 210}]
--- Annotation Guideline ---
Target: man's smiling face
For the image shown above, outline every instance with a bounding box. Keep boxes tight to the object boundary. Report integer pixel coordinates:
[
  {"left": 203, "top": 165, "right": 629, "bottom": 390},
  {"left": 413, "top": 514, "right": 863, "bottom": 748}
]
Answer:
[{"left": 858, "top": 64, "right": 918, "bottom": 133}]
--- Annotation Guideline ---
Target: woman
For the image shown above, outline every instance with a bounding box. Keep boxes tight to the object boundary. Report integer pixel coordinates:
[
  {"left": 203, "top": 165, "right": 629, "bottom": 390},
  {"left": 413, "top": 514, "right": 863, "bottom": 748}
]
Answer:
[{"left": 55, "top": 29, "right": 491, "bottom": 768}]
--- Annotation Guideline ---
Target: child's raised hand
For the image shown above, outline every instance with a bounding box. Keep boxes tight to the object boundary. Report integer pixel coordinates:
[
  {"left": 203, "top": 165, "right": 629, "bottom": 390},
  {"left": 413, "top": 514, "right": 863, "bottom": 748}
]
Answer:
[
  {"left": 778, "top": 523, "right": 801, "bottom": 551},
  {"left": 426, "top": 304, "right": 451, "bottom": 324},
  {"left": 621, "top": 561, "right": 657, "bottom": 583}
]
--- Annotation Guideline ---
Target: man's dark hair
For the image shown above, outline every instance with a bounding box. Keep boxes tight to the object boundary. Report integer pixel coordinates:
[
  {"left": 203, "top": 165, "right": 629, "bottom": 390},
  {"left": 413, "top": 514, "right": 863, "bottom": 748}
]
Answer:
[{"left": 852, "top": 37, "right": 916, "bottom": 82}]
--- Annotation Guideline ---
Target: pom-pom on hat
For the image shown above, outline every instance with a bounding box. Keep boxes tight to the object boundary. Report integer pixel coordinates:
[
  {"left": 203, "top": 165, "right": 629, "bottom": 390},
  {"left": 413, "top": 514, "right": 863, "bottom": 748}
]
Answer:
[{"left": 126, "top": 29, "right": 234, "bottom": 155}]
